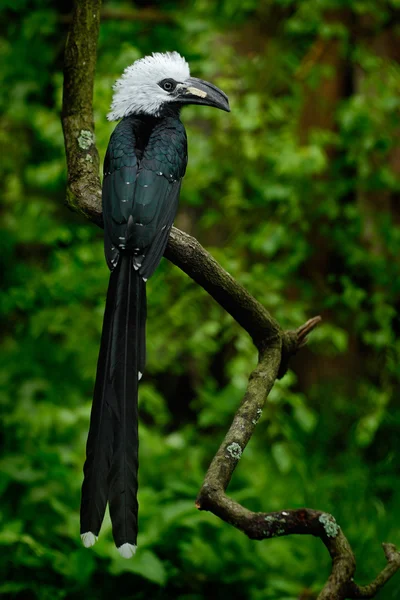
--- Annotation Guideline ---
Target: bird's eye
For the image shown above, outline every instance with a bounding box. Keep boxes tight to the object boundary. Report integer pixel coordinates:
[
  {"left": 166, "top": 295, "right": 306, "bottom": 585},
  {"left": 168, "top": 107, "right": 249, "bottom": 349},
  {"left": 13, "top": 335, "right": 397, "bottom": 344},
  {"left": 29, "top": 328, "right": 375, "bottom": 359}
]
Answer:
[{"left": 159, "top": 79, "right": 177, "bottom": 92}]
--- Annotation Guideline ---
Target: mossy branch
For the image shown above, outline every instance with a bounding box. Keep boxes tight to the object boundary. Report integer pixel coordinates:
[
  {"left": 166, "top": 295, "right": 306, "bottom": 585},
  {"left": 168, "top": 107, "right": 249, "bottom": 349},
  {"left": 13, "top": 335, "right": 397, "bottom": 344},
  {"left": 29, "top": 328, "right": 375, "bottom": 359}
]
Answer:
[
  {"left": 61, "top": 0, "right": 102, "bottom": 227},
  {"left": 61, "top": 1, "right": 400, "bottom": 598}
]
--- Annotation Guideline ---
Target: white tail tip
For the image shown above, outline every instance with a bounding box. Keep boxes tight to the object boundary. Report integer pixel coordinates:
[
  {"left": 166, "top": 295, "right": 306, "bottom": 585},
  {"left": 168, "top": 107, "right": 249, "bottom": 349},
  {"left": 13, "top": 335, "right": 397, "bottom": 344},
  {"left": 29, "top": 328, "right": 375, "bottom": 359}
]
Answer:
[
  {"left": 117, "top": 543, "right": 137, "bottom": 559},
  {"left": 81, "top": 532, "right": 98, "bottom": 548},
  {"left": 138, "top": 371, "right": 143, "bottom": 380}
]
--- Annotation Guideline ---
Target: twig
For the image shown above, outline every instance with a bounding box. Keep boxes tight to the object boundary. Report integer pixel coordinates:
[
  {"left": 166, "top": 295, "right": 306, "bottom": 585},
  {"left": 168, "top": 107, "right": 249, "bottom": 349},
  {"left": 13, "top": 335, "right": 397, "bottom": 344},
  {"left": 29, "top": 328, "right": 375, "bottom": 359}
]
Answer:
[{"left": 61, "top": 1, "right": 400, "bottom": 597}]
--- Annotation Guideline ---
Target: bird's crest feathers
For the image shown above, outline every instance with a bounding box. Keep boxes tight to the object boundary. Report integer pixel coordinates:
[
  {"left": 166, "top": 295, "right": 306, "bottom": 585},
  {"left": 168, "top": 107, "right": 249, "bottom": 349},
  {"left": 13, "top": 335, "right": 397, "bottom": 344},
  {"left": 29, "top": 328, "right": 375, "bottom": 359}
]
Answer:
[{"left": 108, "top": 52, "right": 190, "bottom": 120}]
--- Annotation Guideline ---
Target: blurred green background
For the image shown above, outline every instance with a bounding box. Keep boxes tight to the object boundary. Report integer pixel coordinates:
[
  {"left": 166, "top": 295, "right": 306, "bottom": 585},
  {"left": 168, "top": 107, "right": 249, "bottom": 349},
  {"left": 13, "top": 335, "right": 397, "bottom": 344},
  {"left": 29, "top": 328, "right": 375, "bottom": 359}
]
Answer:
[{"left": 1, "top": 0, "right": 400, "bottom": 598}]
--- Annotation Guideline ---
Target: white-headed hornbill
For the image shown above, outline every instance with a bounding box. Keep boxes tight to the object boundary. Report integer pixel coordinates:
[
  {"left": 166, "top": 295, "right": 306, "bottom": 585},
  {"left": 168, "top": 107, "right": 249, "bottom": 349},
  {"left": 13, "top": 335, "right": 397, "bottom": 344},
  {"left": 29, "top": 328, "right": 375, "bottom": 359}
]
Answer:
[{"left": 80, "top": 52, "right": 230, "bottom": 558}]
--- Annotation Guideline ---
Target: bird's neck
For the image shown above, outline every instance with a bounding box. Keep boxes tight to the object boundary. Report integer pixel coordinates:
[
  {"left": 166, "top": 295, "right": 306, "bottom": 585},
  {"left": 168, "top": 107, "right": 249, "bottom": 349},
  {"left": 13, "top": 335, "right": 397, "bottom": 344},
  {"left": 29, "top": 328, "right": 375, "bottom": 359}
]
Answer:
[
  {"left": 134, "top": 104, "right": 182, "bottom": 120},
  {"left": 158, "top": 104, "right": 182, "bottom": 119}
]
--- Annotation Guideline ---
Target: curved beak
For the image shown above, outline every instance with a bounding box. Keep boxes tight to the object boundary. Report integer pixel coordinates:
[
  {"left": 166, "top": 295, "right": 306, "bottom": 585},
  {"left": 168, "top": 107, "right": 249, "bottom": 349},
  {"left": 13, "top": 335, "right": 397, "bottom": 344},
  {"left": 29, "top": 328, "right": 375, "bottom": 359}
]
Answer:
[{"left": 178, "top": 77, "right": 230, "bottom": 112}]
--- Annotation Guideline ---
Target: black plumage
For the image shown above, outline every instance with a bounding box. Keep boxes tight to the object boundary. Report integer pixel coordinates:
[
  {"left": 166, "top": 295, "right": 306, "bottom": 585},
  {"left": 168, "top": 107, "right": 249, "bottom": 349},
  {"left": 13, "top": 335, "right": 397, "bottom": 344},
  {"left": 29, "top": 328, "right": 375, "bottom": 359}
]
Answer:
[
  {"left": 79, "top": 54, "right": 229, "bottom": 556},
  {"left": 80, "top": 114, "right": 187, "bottom": 553}
]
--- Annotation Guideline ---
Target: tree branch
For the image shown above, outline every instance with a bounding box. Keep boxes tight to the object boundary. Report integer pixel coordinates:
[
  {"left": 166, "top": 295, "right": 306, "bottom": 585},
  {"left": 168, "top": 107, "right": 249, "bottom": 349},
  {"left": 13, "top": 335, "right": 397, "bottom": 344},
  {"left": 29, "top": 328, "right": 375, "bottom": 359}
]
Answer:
[
  {"left": 61, "top": 1, "right": 400, "bottom": 597},
  {"left": 61, "top": 0, "right": 102, "bottom": 227}
]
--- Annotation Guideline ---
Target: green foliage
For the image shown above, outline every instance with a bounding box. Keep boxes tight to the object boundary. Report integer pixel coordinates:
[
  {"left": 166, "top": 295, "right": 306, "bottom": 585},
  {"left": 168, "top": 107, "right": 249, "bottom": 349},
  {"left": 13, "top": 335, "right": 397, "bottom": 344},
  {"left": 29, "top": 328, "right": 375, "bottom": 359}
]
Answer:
[{"left": 1, "top": 0, "right": 400, "bottom": 598}]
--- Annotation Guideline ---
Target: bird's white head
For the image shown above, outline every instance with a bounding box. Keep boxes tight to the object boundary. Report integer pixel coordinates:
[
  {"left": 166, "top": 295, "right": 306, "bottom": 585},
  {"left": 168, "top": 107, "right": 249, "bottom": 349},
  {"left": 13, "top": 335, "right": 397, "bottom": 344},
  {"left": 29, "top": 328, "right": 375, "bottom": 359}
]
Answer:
[{"left": 107, "top": 51, "right": 230, "bottom": 120}]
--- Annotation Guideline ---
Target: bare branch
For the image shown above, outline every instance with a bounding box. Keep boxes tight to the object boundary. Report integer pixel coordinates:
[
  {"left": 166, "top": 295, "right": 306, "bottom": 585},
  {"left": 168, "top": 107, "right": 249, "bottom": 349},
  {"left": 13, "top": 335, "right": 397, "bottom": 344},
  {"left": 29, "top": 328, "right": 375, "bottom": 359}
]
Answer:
[
  {"left": 165, "top": 227, "right": 282, "bottom": 350},
  {"left": 296, "top": 315, "right": 323, "bottom": 345},
  {"left": 196, "top": 344, "right": 282, "bottom": 512},
  {"left": 61, "top": 2, "right": 399, "bottom": 598}
]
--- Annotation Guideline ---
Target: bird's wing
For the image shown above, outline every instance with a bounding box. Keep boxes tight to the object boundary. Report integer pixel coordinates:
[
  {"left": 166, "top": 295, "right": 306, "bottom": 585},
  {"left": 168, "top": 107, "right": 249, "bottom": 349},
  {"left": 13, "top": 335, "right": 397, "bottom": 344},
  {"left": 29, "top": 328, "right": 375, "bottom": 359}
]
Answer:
[
  {"left": 102, "top": 117, "right": 187, "bottom": 278},
  {"left": 135, "top": 119, "right": 187, "bottom": 279},
  {"left": 102, "top": 119, "right": 139, "bottom": 270}
]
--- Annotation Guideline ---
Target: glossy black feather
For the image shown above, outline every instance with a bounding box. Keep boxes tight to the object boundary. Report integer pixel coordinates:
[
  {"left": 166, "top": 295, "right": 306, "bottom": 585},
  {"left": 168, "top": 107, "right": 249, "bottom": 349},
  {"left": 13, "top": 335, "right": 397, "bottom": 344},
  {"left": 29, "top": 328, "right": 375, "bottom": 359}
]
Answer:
[
  {"left": 138, "top": 282, "right": 146, "bottom": 376},
  {"left": 107, "top": 255, "right": 141, "bottom": 548},
  {"left": 80, "top": 267, "right": 118, "bottom": 537},
  {"left": 81, "top": 112, "right": 188, "bottom": 551}
]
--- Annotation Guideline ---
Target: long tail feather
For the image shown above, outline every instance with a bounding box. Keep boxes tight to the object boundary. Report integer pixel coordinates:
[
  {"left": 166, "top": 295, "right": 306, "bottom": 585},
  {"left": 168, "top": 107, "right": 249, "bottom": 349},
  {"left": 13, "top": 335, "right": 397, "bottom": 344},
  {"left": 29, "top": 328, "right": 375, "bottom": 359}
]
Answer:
[
  {"left": 107, "top": 254, "right": 144, "bottom": 555},
  {"left": 80, "top": 265, "right": 121, "bottom": 542},
  {"left": 138, "top": 282, "right": 146, "bottom": 379}
]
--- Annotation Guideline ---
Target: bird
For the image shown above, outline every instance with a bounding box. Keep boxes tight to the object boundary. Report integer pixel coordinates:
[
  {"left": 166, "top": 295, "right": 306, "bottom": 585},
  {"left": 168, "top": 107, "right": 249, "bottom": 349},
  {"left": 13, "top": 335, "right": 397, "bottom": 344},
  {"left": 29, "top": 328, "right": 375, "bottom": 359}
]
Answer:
[{"left": 80, "top": 51, "right": 230, "bottom": 559}]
